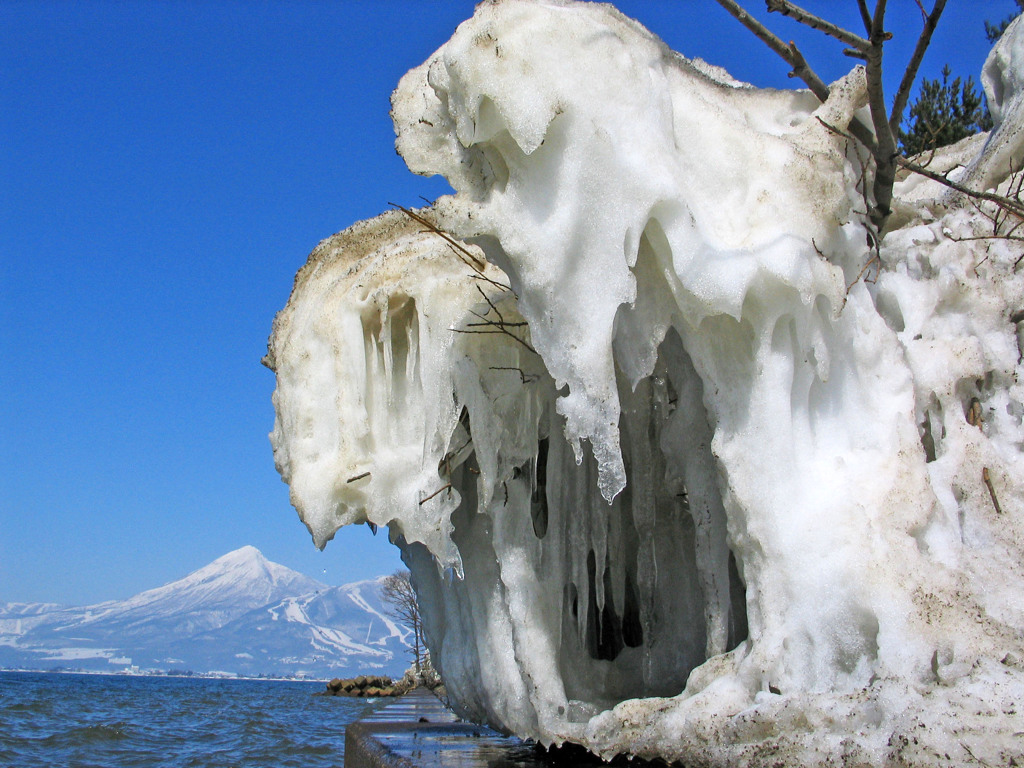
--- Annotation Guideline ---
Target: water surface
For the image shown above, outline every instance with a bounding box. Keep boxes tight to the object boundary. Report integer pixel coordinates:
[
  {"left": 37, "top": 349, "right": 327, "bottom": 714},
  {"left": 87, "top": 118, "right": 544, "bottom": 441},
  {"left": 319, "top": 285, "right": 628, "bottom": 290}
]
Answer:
[{"left": 0, "top": 671, "right": 385, "bottom": 767}]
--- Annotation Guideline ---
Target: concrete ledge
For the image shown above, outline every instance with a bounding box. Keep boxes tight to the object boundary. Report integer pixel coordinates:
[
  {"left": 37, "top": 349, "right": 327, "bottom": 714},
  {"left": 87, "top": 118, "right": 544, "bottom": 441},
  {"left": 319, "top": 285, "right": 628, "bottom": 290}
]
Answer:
[
  {"left": 343, "top": 688, "right": 537, "bottom": 768},
  {"left": 343, "top": 688, "right": 670, "bottom": 767}
]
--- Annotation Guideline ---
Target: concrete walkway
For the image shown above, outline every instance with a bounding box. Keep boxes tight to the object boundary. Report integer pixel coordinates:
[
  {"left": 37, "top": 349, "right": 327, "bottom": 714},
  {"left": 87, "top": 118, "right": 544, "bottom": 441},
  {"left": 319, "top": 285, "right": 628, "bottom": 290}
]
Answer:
[{"left": 344, "top": 688, "right": 565, "bottom": 768}]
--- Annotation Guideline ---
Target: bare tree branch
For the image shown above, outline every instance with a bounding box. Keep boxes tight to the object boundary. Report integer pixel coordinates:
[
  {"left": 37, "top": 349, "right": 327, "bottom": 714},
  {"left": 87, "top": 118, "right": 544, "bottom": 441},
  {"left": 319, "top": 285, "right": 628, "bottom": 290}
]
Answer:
[
  {"left": 895, "top": 156, "right": 1024, "bottom": 219},
  {"left": 911, "top": 0, "right": 928, "bottom": 25},
  {"left": 452, "top": 284, "right": 538, "bottom": 354},
  {"left": 489, "top": 365, "right": 539, "bottom": 384},
  {"left": 889, "top": 0, "right": 947, "bottom": 138},
  {"left": 714, "top": 0, "right": 878, "bottom": 153},
  {"left": 717, "top": 2, "right": 984, "bottom": 262},
  {"left": 714, "top": 0, "right": 829, "bottom": 102},
  {"left": 380, "top": 571, "right": 425, "bottom": 671},
  {"left": 871, "top": 0, "right": 888, "bottom": 31},
  {"left": 419, "top": 483, "right": 452, "bottom": 504},
  {"left": 766, "top": 0, "right": 869, "bottom": 51},
  {"left": 856, "top": 0, "right": 873, "bottom": 35}
]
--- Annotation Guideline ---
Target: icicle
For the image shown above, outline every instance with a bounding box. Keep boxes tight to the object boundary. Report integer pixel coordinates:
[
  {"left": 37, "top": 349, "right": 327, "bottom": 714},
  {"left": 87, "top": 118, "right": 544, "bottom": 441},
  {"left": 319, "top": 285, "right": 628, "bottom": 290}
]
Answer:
[{"left": 381, "top": 301, "right": 394, "bottom": 407}]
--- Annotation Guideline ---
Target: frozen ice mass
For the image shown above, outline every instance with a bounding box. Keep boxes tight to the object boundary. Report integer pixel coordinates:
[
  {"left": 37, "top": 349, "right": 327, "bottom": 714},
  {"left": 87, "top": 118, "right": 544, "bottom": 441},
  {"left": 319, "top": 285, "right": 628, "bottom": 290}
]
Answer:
[{"left": 266, "top": 1, "right": 1024, "bottom": 764}]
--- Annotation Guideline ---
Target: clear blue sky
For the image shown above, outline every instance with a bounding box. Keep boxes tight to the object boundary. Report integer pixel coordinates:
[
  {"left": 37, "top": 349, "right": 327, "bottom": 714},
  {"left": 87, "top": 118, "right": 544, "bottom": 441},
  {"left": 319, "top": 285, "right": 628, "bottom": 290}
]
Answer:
[{"left": 1, "top": 0, "right": 1015, "bottom": 606}]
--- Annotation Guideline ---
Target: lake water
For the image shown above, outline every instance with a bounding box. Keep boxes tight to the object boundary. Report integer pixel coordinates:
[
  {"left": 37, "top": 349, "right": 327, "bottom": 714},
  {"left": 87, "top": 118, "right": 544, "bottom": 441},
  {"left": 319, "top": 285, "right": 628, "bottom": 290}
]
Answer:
[{"left": 0, "top": 671, "right": 387, "bottom": 768}]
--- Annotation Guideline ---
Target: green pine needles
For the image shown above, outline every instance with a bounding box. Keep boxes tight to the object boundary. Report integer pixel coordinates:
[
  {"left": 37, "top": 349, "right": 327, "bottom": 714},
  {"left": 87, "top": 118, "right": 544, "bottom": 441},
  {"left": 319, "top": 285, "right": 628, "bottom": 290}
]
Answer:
[
  {"left": 986, "top": 0, "right": 1024, "bottom": 44},
  {"left": 899, "top": 3, "right": 1024, "bottom": 157},
  {"left": 898, "top": 65, "right": 992, "bottom": 156}
]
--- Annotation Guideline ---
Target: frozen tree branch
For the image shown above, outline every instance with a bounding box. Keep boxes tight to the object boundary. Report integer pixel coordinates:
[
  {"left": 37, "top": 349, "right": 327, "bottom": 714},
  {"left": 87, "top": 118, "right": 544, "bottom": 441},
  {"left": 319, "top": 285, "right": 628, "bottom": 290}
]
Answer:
[{"left": 456, "top": 284, "right": 537, "bottom": 354}]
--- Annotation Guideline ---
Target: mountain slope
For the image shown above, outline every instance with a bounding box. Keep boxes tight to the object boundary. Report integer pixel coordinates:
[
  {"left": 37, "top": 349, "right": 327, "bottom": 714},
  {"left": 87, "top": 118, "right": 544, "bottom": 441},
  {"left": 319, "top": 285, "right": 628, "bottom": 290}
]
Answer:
[
  {"left": 0, "top": 547, "right": 408, "bottom": 677},
  {"left": 55, "top": 546, "right": 327, "bottom": 639},
  {"left": 178, "top": 582, "right": 410, "bottom": 676}
]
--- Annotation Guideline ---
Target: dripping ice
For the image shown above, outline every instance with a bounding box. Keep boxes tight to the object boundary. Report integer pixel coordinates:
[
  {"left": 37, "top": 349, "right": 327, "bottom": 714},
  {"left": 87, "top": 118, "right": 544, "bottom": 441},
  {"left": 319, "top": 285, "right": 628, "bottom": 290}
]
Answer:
[{"left": 267, "top": 1, "right": 1024, "bottom": 764}]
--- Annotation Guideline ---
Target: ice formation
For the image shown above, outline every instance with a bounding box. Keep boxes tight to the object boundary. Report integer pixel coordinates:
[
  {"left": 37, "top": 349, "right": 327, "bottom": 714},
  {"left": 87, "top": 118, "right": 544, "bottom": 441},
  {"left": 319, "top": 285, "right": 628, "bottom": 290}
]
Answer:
[{"left": 267, "top": 2, "right": 1024, "bottom": 764}]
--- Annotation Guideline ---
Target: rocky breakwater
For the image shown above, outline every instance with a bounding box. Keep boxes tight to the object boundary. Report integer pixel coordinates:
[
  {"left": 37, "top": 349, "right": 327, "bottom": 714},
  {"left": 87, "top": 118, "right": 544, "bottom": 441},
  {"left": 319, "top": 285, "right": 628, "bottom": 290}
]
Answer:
[
  {"left": 319, "top": 672, "right": 447, "bottom": 699},
  {"left": 320, "top": 675, "right": 401, "bottom": 698}
]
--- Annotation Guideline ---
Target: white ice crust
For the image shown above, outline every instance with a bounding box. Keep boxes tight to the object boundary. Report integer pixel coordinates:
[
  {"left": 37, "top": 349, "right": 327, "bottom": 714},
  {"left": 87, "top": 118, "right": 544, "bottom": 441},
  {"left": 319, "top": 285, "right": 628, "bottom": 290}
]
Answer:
[{"left": 268, "top": 1, "right": 1024, "bottom": 764}]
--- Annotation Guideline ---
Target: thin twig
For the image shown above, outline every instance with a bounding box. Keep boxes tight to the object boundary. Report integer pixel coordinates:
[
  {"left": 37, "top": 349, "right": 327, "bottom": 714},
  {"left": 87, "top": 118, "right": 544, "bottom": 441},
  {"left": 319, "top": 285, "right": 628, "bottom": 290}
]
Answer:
[
  {"left": 419, "top": 483, "right": 452, "bottom": 505},
  {"left": 952, "top": 234, "right": 1024, "bottom": 244},
  {"left": 464, "top": 261, "right": 515, "bottom": 294},
  {"left": 475, "top": 283, "right": 507, "bottom": 325},
  {"left": 847, "top": 252, "right": 881, "bottom": 291},
  {"left": 816, "top": 120, "right": 881, "bottom": 290},
  {"left": 911, "top": 0, "right": 928, "bottom": 25},
  {"left": 389, "top": 203, "right": 487, "bottom": 273},
  {"left": 438, "top": 436, "right": 472, "bottom": 476},
  {"left": 961, "top": 741, "right": 992, "bottom": 766},
  {"left": 391, "top": 202, "right": 519, "bottom": 297},
  {"left": 454, "top": 284, "right": 538, "bottom": 354},
  {"left": 816, "top": 115, "right": 856, "bottom": 142},
  {"left": 460, "top": 308, "right": 538, "bottom": 354},
  {"left": 896, "top": 157, "right": 1024, "bottom": 219},
  {"left": 346, "top": 471, "right": 371, "bottom": 484},
  {"left": 982, "top": 468, "right": 1002, "bottom": 515},
  {"left": 490, "top": 366, "right": 539, "bottom": 384}
]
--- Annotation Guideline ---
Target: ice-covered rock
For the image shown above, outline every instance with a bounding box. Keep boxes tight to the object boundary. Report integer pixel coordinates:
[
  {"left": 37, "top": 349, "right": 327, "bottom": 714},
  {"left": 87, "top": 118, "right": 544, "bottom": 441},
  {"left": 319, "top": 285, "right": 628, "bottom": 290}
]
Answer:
[{"left": 267, "top": 1, "right": 1024, "bottom": 764}]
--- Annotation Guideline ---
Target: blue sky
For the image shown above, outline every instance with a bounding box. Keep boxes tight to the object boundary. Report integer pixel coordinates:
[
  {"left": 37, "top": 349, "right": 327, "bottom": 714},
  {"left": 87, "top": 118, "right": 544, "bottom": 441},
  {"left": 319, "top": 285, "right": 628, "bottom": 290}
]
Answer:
[{"left": 1, "top": 0, "right": 1015, "bottom": 605}]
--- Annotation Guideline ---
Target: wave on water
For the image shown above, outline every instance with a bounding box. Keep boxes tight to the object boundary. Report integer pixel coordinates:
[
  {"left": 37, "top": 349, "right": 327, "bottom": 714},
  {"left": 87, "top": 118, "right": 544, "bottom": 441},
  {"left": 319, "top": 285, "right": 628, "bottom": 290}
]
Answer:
[{"left": 0, "top": 671, "right": 386, "bottom": 768}]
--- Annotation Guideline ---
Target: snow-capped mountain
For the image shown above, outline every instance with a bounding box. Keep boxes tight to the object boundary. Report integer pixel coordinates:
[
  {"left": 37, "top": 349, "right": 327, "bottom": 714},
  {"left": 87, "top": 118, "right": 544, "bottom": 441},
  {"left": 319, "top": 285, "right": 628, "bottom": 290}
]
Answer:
[{"left": 0, "top": 547, "right": 410, "bottom": 677}]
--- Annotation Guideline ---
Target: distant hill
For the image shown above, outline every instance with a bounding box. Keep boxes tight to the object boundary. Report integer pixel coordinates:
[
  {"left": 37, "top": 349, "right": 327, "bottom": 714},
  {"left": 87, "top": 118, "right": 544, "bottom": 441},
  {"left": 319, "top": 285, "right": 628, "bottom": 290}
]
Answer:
[{"left": 0, "top": 546, "right": 410, "bottom": 678}]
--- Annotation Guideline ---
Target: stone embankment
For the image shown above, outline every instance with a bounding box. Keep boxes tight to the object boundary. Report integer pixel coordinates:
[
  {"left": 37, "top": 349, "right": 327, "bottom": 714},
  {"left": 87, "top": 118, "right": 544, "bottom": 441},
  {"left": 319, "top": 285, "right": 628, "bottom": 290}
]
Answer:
[
  {"left": 319, "top": 673, "right": 448, "bottom": 699},
  {"left": 319, "top": 675, "right": 401, "bottom": 697}
]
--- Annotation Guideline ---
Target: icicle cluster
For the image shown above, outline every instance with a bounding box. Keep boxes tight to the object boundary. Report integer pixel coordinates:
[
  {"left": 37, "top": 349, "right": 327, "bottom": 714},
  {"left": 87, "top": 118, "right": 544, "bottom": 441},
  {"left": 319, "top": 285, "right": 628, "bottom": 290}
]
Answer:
[{"left": 268, "top": 2, "right": 1024, "bottom": 764}]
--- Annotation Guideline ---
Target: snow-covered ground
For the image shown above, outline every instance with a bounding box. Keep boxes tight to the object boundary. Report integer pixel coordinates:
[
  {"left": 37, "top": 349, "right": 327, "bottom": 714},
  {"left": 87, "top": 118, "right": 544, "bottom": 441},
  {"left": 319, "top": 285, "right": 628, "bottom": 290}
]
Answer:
[{"left": 267, "top": 1, "right": 1024, "bottom": 764}]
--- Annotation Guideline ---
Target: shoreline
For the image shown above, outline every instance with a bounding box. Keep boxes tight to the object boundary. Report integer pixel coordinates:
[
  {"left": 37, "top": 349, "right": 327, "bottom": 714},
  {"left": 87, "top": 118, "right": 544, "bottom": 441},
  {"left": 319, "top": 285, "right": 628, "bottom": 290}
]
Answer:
[{"left": 0, "top": 667, "right": 366, "bottom": 684}]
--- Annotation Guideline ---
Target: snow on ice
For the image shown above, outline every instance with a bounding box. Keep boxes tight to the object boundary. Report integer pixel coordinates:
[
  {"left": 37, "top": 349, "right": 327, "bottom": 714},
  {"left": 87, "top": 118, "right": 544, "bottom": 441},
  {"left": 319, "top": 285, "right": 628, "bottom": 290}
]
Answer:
[{"left": 266, "top": 2, "right": 1024, "bottom": 765}]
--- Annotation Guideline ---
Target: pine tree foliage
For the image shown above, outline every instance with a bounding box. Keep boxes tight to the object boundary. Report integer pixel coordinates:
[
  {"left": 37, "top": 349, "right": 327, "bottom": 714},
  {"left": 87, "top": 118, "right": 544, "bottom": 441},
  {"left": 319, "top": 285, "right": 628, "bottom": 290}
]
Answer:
[
  {"left": 899, "top": 65, "right": 992, "bottom": 156},
  {"left": 986, "top": 0, "right": 1024, "bottom": 43}
]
